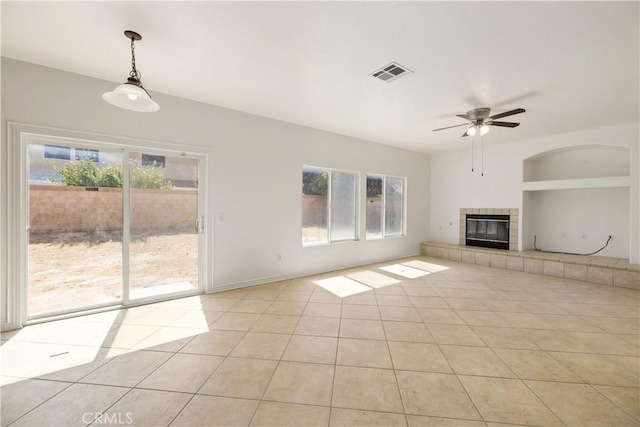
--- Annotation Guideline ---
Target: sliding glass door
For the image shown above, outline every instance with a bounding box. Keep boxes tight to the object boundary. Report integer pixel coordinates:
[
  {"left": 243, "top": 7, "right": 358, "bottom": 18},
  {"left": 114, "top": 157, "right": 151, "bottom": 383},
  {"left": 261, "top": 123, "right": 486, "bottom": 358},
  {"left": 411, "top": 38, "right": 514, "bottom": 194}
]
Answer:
[
  {"left": 25, "top": 136, "right": 207, "bottom": 319},
  {"left": 127, "top": 151, "right": 203, "bottom": 302},
  {"left": 27, "top": 141, "right": 124, "bottom": 316}
]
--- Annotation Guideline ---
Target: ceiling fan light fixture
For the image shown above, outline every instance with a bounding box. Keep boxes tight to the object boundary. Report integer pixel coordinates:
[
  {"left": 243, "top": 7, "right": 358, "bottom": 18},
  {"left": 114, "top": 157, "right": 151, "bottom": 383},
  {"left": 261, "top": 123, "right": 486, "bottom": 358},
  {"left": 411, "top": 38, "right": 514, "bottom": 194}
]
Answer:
[
  {"left": 466, "top": 126, "right": 477, "bottom": 137},
  {"left": 102, "top": 30, "right": 159, "bottom": 113},
  {"left": 480, "top": 124, "right": 490, "bottom": 136}
]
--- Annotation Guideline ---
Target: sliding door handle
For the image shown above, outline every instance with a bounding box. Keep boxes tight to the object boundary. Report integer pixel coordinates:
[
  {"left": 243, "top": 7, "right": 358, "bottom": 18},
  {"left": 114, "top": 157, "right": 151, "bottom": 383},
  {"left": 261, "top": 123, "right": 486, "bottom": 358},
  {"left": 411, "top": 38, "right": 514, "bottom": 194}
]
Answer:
[{"left": 195, "top": 217, "right": 205, "bottom": 233}]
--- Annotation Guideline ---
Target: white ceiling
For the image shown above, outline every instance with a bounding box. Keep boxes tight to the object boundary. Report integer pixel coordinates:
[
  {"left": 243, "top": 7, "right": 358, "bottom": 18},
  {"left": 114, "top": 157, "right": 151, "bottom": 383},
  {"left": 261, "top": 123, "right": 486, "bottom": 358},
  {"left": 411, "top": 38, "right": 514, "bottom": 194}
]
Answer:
[{"left": 2, "top": 1, "right": 638, "bottom": 153}]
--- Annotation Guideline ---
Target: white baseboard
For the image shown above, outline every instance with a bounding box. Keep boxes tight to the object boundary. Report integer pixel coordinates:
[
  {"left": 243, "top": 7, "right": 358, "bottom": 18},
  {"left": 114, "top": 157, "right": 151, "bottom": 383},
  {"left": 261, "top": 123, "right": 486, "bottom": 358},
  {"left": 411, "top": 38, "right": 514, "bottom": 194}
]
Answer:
[{"left": 208, "top": 251, "right": 421, "bottom": 294}]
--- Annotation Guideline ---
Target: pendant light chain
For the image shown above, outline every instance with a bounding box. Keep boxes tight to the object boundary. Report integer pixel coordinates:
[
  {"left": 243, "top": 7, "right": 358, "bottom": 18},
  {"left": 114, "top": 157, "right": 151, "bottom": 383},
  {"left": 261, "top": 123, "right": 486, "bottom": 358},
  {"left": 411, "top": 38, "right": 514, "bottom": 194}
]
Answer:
[
  {"left": 129, "top": 37, "right": 141, "bottom": 82},
  {"left": 102, "top": 30, "right": 159, "bottom": 112}
]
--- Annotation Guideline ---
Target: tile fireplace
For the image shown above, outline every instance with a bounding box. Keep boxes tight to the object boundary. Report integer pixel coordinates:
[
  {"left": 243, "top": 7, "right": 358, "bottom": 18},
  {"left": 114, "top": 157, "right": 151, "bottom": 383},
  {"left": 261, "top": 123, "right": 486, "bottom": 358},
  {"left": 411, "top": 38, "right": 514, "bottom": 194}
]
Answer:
[
  {"left": 466, "top": 214, "right": 510, "bottom": 250},
  {"left": 460, "top": 208, "right": 519, "bottom": 251}
]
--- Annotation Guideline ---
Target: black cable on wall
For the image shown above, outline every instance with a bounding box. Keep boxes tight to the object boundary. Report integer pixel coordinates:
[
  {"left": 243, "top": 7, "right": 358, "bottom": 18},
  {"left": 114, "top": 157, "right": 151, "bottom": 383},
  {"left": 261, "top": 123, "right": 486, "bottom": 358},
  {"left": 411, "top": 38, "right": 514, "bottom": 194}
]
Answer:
[{"left": 534, "top": 235, "right": 613, "bottom": 256}]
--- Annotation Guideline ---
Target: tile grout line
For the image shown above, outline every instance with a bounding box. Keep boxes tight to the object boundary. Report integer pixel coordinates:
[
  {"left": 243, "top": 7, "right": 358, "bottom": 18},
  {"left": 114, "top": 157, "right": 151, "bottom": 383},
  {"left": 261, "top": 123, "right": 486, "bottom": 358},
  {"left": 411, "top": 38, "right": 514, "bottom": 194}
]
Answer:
[
  {"left": 587, "top": 382, "right": 640, "bottom": 421},
  {"left": 378, "top": 296, "right": 409, "bottom": 426},
  {"left": 4, "top": 380, "right": 76, "bottom": 427},
  {"left": 518, "top": 377, "right": 569, "bottom": 426},
  {"left": 327, "top": 295, "right": 344, "bottom": 426},
  {"left": 173, "top": 284, "right": 290, "bottom": 426},
  {"left": 429, "top": 311, "right": 486, "bottom": 424},
  {"left": 247, "top": 279, "right": 318, "bottom": 426}
]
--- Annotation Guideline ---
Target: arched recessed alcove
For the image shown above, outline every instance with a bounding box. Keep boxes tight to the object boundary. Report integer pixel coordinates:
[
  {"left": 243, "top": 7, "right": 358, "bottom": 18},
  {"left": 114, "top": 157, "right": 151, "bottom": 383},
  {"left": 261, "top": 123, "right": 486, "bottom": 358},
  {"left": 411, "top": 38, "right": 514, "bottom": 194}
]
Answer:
[{"left": 523, "top": 145, "right": 630, "bottom": 182}]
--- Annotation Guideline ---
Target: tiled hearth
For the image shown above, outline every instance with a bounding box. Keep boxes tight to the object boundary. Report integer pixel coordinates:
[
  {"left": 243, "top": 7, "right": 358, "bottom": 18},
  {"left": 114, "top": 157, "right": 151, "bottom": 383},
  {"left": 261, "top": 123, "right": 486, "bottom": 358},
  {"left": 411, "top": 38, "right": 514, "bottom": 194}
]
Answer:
[
  {"left": 421, "top": 242, "right": 639, "bottom": 290},
  {"left": 459, "top": 208, "right": 519, "bottom": 251}
]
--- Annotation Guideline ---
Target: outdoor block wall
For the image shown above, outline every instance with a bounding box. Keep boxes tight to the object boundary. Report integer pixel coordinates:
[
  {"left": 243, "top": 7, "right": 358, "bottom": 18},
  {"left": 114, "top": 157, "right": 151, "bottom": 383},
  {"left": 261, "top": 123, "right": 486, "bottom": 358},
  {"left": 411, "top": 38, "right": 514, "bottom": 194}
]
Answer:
[
  {"left": 302, "top": 195, "right": 328, "bottom": 227},
  {"left": 29, "top": 185, "right": 198, "bottom": 233},
  {"left": 302, "top": 195, "right": 387, "bottom": 231}
]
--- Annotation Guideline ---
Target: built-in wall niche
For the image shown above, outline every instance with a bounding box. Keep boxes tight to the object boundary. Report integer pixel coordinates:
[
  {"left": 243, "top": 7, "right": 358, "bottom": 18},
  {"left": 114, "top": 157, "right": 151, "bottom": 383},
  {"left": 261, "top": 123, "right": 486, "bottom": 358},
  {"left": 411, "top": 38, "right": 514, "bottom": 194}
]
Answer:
[
  {"left": 521, "top": 145, "right": 631, "bottom": 258},
  {"left": 523, "top": 145, "right": 630, "bottom": 182},
  {"left": 522, "top": 188, "right": 629, "bottom": 258}
]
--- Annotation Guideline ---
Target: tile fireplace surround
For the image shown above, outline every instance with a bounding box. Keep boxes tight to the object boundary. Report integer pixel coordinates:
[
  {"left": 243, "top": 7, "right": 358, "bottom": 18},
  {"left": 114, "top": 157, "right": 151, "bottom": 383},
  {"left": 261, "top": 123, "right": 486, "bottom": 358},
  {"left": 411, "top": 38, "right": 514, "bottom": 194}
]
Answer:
[
  {"left": 422, "top": 207, "right": 640, "bottom": 290},
  {"left": 459, "top": 208, "right": 519, "bottom": 251},
  {"left": 420, "top": 242, "right": 639, "bottom": 290}
]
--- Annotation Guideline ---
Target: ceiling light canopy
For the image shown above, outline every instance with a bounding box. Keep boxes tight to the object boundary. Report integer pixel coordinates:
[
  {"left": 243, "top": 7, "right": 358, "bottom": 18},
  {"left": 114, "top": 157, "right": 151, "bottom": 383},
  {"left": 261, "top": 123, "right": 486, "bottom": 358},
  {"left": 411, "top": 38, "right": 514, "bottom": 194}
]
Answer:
[{"left": 102, "top": 30, "right": 159, "bottom": 113}]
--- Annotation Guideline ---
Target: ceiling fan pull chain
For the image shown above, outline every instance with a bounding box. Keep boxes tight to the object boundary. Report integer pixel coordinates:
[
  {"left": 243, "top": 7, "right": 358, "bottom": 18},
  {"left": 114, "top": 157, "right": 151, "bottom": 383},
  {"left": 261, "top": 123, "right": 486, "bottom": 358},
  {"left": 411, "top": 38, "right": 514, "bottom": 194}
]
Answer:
[
  {"left": 481, "top": 134, "right": 484, "bottom": 177},
  {"left": 471, "top": 135, "right": 474, "bottom": 172}
]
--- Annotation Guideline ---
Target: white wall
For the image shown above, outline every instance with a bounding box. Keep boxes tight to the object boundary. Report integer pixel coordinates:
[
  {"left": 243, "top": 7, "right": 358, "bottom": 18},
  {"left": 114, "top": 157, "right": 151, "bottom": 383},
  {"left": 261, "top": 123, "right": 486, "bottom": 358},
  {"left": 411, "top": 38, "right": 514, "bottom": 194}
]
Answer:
[
  {"left": 1, "top": 58, "right": 431, "bottom": 327},
  {"left": 526, "top": 188, "right": 629, "bottom": 258},
  {"left": 429, "top": 140, "right": 523, "bottom": 242},
  {"left": 430, "top": 122, "right": 640, "bottom": 263}
]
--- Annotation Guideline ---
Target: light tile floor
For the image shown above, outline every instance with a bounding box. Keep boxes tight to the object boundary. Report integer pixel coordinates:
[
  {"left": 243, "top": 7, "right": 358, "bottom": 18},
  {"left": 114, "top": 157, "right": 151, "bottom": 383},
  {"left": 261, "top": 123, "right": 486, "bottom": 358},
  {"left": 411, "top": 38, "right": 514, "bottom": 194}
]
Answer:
[{"left": 1, "top": 256, "right": 639, "bottom": 426}]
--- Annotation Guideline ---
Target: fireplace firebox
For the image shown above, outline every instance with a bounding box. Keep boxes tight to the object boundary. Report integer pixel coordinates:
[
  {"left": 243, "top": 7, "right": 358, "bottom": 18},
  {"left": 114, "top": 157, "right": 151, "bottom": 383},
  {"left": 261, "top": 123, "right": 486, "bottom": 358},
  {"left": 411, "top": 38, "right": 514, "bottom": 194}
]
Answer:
[{"left": 466, "top": 214, "right": 510, "bottom": 250}]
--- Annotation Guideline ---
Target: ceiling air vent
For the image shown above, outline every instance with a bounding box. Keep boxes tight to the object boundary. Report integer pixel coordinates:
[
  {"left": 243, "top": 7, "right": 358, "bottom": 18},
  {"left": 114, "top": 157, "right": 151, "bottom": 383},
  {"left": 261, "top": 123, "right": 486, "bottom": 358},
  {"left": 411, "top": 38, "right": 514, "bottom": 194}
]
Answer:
[{"left": 370, "top": 62, "right": 413, "bottom": 83}]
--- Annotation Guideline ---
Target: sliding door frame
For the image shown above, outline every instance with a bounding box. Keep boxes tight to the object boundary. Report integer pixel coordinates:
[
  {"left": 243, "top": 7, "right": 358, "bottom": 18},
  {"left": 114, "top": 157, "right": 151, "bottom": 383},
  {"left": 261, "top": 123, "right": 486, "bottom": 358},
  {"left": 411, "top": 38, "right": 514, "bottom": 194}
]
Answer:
[
  {"left": 5, "top": 122, "right": 214, "bottom": 329},
  {"left": 123, "top": 146, "right": 208, "bottom": 307}
]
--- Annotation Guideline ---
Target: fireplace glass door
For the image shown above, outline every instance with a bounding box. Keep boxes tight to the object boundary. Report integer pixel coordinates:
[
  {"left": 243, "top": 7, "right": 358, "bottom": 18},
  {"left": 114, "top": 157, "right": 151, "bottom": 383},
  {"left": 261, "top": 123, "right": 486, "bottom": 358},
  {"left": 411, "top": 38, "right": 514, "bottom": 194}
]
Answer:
[{"left": 466, "top": 214, "right": 509, "bottom": 250}]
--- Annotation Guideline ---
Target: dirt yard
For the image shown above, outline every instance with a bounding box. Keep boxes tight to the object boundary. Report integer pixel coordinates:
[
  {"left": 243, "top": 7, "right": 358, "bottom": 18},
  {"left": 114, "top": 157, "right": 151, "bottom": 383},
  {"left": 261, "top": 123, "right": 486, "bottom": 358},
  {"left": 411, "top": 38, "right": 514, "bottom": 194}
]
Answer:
[
  {"left": 28, "top": 232, "right": 198, "bottom": 315},
  {"left": 302, "top": 226, "right": 328, "bottom": 244}
]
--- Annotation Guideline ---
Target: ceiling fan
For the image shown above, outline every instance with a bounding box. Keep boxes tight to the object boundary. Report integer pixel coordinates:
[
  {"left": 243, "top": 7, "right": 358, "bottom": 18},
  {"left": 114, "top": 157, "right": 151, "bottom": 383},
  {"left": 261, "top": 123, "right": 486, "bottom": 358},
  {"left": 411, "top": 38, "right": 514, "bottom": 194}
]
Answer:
[{"left": 432, "top": 107, "right": 526, "bottom": 137}]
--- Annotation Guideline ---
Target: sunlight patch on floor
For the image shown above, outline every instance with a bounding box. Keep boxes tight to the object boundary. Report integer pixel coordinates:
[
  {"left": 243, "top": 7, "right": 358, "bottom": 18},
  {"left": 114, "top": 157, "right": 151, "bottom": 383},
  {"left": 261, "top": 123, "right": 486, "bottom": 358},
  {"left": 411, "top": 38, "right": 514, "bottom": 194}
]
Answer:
[
  {"left": 379, "top": 264, "right": 430, "bottom": 279},
  {"left": 346, "top": 270, "right": 401, "bottom": 289},
  {"left": 313, "top": 276, "right": 373, "bottom": 297},
  {"left": 129, "top": 281, "right": 198, "bottom": 300},
  {"left": 402, "top": 260, "right": 450, "bottom": 273}
]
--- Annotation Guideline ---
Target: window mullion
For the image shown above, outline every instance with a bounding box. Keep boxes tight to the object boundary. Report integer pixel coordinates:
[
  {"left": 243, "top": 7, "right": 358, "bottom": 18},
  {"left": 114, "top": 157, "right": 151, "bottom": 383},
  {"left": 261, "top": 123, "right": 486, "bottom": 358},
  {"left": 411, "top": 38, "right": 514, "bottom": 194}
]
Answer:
[
  {"left": 327, "top": 171, "right": 332, "bottom": 243},
  {"left": 381, "top": 176, "right": 387, "bottom": 237}
]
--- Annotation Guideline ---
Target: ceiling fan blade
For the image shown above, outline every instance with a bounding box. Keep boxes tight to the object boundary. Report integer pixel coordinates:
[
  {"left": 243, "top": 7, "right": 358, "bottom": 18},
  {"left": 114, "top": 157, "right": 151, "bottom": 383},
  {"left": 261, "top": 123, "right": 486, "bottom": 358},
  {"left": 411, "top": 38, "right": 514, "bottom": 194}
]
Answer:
[
  {"left": 462, "top": 130, "right": 470, "bottom": 137},
  {"left": 456, "top": 114, "right": 473, "bottom": 120},
  {"left": 432, "top": 123, "right": 470, "bottom": 132},
  {"left": 488, "top": 121, "right": 520, "bottom": 128},
  {"left": 489, "top": 108, "right": 525, "bottom": 120}
]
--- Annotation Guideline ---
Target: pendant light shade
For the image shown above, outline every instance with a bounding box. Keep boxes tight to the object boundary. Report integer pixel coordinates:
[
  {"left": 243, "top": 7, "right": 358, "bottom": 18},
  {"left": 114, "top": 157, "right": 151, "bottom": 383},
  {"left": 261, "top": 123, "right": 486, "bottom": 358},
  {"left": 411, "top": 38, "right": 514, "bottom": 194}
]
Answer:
[
  {"left": 103, "top": 31, "right": 159, "bottom": 112},
  {"left": 480, "top": 124, "right": 490, "bottom": 136},
  {"left": 103, "top": 81, "right": 159, "bottom": 112}
]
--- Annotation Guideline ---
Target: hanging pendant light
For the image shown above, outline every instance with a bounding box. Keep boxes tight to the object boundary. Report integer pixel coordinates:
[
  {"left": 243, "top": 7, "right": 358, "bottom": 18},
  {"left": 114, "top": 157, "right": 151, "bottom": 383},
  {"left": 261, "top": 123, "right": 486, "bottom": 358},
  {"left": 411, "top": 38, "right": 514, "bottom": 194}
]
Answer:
[{"left": 102, "top": 30, "right": 159, "bottom": 112}]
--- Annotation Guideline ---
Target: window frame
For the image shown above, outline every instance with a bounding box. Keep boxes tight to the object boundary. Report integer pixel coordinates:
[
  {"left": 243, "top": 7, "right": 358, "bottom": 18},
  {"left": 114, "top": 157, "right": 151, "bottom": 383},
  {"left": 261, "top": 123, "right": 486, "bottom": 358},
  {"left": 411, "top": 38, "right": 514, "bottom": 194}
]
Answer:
[
  {"left": 366, "top": 173, "right": 407, "bottom": 239},
  {"left": 302, "top": 165, "right": 359, "bottom": 246}
]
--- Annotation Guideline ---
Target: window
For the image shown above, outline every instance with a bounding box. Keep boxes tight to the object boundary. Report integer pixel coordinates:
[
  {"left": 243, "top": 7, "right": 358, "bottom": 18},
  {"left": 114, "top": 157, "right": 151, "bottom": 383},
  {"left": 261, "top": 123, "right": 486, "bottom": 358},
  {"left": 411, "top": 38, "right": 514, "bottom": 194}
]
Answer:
[
  {"left": 366, "top": 174, "right": 405, "bottom": 238},
  {"left": 302, "top": 166, "right": 357, "bottom": 245},
  {"left": 44, "top": 145, "right": 70, "bottom": 160},
  {"left": 75, "top": 148, "right": 99, "bottom": 162},
  {"left": 141, "top": 154, "right": 166, "bottom": 167}
]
